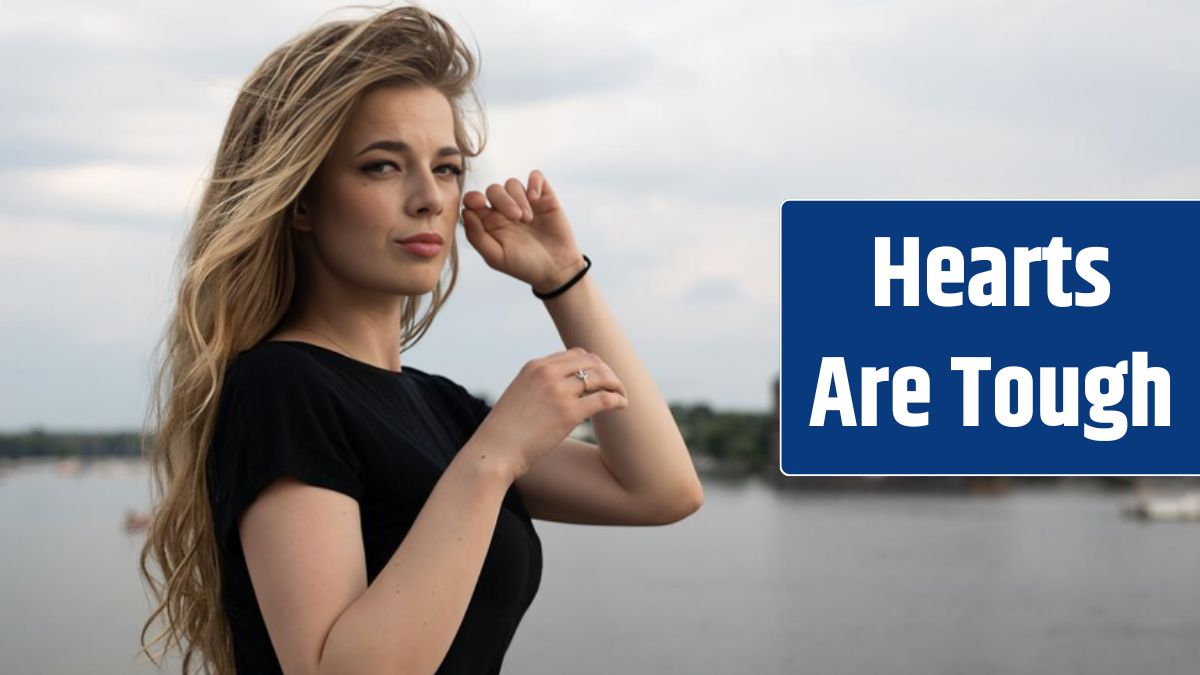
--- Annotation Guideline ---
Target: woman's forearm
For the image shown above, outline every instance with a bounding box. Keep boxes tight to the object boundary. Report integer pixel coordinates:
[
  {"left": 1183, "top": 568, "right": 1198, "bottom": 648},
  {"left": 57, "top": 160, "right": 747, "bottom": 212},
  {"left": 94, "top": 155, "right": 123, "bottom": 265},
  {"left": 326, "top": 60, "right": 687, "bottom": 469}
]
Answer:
[
  {"left": 542, "top": 273, "right": 703, "bottom": 514},
  {"left": 317, "top": 440, "right": 514, "bottom": 675}
]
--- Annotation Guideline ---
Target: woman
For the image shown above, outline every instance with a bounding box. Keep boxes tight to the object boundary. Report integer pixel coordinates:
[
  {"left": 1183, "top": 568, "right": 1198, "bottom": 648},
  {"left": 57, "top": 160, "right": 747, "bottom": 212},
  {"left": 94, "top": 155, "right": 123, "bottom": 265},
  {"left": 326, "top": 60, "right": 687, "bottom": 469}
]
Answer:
[{"left": 138, "top": 5, "right": 703, "bottom": 675}]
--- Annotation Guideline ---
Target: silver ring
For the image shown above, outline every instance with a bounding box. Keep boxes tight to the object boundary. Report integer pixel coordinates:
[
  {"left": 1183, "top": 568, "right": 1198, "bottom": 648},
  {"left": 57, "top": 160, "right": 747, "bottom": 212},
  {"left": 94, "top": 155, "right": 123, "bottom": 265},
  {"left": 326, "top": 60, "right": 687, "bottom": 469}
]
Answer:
[{"left": 573, "top": 368, "right": 590, "bottom": 394}]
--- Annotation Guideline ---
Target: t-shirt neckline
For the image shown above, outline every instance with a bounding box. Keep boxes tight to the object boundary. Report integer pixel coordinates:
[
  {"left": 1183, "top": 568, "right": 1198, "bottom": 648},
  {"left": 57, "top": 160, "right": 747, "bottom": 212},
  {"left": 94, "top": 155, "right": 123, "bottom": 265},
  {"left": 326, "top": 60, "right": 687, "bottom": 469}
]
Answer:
[{"left": 264, "top": 340, "right": 410, "bottom": 378}]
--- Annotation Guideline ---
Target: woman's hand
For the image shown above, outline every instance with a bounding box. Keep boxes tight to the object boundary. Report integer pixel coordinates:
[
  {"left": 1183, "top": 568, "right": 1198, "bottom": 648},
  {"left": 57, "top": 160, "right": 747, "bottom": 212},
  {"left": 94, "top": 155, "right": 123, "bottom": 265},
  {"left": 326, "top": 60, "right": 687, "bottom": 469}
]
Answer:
[
  {"left": 474, "top": 347, "right": 628, "bottom": 483},
  {"left": 460, "top": 170, "right": 585, "bottom": 293}
]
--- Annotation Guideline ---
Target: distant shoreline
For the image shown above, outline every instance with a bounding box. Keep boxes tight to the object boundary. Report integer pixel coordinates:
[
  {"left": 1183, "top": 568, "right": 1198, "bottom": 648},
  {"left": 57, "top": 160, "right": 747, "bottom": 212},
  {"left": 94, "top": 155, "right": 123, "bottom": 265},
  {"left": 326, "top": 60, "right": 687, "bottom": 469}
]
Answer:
[
  {"left": 4, "top": 429, "right": 1196, "bottom": 494},
  {"left": 4, "top": 454, "right": 1197, "bottom": 496}
]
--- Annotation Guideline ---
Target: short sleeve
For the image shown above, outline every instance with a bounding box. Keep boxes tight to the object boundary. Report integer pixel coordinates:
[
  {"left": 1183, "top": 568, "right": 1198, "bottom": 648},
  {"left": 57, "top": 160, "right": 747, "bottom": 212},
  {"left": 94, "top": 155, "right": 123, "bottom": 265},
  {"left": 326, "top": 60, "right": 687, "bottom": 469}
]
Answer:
[
  {"left": 206, "top": 349, "right": 364, "bottom": 551},
  {"left": 428, "top": 373, "right": 538, "bottom": 517},
  {"left": 428, "top": 372, "right": 493, "bottom": 435},
  {"left": 460, "top": 385, "right": 493, "bottom": 430}
]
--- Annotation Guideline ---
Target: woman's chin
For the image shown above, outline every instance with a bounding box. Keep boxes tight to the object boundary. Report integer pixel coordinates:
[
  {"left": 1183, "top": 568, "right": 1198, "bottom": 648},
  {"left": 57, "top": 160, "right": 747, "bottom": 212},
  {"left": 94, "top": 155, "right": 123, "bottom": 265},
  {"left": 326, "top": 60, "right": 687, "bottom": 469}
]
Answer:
[
  {"left": 376, "top": 258, "right": 449, "bottom": 296},
  {"left": 389, "top": 276, "right": 442, "bottom": 297}
]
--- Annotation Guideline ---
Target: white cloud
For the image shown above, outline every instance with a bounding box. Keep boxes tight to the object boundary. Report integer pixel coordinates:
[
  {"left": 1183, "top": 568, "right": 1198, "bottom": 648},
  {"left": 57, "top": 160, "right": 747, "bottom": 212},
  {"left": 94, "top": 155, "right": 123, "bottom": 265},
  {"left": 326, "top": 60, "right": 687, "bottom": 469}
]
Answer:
[
  {"left": 0, "top": 4, "right": 143, "bottom": 45},
  {"left": 0, "top": 162, "right": 209, "bottom": 224},
  {"left": 0, "top": 215, "right": 179, "bottom": 344},
  {"left": 2, "top": 0, "right": 1199, "bottom": 428}
]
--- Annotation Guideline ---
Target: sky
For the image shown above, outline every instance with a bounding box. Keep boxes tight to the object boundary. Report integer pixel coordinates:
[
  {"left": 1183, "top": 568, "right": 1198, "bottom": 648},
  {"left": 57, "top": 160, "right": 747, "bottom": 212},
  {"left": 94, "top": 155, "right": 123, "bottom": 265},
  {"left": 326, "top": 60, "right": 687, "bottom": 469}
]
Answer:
[{"left": 1, "top": 0, "right": 1197, "bottom": 431}]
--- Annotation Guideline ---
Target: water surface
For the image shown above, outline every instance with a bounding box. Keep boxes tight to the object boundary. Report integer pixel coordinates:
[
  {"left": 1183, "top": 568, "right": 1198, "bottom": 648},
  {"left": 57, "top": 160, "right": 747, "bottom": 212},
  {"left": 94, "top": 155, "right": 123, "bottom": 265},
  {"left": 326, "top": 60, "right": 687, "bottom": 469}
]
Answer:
[{"left": 1, "top": 461, "right": 1196, "bottom": 674}]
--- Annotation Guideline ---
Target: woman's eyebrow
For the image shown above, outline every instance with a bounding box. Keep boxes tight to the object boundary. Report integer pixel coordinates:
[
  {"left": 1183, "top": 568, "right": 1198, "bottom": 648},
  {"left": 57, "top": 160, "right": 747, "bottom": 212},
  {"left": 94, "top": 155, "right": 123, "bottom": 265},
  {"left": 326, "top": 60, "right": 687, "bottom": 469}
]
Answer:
[{"left": 354, "top": 139, "right": 461, "bottom": 158}]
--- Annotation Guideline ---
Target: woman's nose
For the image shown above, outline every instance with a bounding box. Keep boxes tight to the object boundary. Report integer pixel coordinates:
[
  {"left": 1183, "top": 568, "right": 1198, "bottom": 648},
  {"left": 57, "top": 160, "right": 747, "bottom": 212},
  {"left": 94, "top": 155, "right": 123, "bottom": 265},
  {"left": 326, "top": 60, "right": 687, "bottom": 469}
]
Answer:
[{"left": 404, "top": 170, "right": 444, "bottom": 218}]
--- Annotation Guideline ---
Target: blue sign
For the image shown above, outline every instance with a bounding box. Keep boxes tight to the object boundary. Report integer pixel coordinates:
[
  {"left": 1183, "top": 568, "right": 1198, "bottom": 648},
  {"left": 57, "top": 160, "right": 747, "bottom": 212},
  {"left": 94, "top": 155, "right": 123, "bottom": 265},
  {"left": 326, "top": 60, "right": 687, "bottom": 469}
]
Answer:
[{"left": 780, "top": 201, "right": 1198, "bottom": 475}]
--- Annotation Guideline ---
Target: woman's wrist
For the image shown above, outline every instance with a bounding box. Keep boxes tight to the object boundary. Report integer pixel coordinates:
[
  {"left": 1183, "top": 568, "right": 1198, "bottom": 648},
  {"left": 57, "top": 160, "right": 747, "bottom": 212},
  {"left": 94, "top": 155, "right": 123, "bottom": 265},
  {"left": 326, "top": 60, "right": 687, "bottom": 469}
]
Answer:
[
  {"left": 532, "top": 254, "right": 590, "bottom": 298},
  {"left": 454, "top": 438, "right": 519, "bottom": 489}
]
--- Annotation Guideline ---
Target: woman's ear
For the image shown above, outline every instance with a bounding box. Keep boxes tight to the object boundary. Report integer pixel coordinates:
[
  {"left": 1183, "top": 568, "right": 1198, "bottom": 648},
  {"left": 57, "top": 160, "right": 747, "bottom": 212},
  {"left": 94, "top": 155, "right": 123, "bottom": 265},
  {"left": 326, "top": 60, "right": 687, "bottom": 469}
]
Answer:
[{"left": 292, "top": 192, "right": 313, "bottom": 232}]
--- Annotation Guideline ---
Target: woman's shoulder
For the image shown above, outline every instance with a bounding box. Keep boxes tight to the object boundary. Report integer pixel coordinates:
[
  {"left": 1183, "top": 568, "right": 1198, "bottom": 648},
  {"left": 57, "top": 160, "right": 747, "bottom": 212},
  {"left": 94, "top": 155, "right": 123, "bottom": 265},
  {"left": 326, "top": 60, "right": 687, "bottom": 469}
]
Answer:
[
  {"left": 222, "top": 339, "right": 480, "bottom": 407},
  {"left": 227, "top": 340, "right": 327, "bottom": 381},
  {"left": 414, "top": 369, "right": 493, "bottom": 428},
  {"left": 403, "top": 366, "right": 481, "bottom": 401},
  {"left": 208, "top": 342, "right": 357, "bottom": 473},
  {"left": 218, "top": 340, "right": 354, "bottom": 407}
]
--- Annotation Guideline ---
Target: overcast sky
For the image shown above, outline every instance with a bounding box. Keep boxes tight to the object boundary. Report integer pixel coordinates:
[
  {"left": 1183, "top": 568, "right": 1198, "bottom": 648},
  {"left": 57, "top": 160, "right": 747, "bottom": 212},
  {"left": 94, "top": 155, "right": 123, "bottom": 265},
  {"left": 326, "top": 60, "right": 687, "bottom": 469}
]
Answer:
[{"left": 1, "top": 0, "right": 1197, "bottom": 431}]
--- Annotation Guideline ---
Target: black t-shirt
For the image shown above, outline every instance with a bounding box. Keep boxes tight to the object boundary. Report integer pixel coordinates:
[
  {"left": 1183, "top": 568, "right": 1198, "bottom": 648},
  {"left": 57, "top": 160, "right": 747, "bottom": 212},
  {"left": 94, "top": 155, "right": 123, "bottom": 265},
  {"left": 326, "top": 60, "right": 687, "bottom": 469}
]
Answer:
[{"left": 205, "top": 340, "right": 542, "bottom": 675}]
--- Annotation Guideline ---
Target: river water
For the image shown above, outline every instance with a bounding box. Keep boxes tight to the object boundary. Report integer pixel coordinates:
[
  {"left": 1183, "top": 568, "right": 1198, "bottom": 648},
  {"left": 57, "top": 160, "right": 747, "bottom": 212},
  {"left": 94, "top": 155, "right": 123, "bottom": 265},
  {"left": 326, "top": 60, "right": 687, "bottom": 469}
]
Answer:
[{"left": 1, "top": 459, "right": 1196, "bottom": 674}]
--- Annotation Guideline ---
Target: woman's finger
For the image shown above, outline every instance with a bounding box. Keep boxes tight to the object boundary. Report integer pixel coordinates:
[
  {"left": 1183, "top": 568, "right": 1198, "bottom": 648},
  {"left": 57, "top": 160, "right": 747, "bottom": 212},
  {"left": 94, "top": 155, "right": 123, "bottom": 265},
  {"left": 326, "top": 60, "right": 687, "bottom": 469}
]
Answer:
[
  {"left": 485, "top": 183, "right": 523, "bottom": 221},
  {"left": 461, "top": 208, "right": 503, "bottom": 264},
  {"left": 462, "top": 193, "right": 503, "bottom": 231},
  {"left": 550, "top": 350, "right": 627, "bottom": 399},
  {"left": 527, "top": 169, "right": 543, "bottom": 200},
  {"left": 573, "top": 372, "right": 625, "bottom": 401},
  {"left": 576, "top": 357, "right": 625, "bottom": 399},
  {"left": 505, "top": 178, "right": 534, "bottom": 223},
  {"left": 529, "top": 169, "right": 557, "bottom": 206},
  {"left": 577, "top": 389, "right": 629, "bottom": 418},
  {"left": 462, "top": 190, "right": 489, "bottom": 212},
  {"left": 577, "top": 364, "right": 627, "bottom": 399}
]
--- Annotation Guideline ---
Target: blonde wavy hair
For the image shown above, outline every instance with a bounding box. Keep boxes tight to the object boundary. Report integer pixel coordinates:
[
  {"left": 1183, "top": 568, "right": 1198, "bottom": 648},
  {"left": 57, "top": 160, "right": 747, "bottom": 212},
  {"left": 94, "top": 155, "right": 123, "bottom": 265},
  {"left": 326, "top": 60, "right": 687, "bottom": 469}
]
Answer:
[{"left": 136, "top": 4, "right": 485, "bottom": 673}]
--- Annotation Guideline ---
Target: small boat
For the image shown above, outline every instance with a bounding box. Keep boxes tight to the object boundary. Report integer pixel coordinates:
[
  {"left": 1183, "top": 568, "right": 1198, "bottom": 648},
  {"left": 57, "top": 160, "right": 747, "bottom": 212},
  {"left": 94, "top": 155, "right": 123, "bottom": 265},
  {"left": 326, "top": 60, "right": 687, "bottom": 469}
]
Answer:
[{"left": 1123, "top": 492, "right": 1200, "bottom": 522}]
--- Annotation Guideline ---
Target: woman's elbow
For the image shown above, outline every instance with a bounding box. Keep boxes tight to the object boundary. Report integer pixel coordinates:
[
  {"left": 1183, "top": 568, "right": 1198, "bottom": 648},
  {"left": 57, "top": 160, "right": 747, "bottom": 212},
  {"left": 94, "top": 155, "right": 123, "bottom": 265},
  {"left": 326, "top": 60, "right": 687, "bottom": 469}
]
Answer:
[
  {"left": 681, "top": 481, "right": 705, "bottom": 518},
  {"left": 654, "top": 479, "right": 704, "bottom": 525}
]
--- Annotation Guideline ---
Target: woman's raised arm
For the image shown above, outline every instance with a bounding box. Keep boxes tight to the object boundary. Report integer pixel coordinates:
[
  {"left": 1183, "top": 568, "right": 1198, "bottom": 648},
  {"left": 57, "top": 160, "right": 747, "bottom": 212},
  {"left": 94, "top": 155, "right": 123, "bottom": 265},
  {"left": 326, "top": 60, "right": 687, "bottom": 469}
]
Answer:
[{"left": 240, "top": 350, "right": 628, "bottom": 675}]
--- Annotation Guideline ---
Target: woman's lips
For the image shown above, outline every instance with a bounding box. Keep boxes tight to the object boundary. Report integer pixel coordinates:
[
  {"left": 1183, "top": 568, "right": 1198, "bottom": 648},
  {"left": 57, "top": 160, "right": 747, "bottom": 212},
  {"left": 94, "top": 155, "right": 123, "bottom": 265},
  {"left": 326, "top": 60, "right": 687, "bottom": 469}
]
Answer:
[
  {"left": 395, "top": 232, "right": 444, "bottom": 258},
  {"left": 396, "top": 241, "right": 443, "bottom": 257}
]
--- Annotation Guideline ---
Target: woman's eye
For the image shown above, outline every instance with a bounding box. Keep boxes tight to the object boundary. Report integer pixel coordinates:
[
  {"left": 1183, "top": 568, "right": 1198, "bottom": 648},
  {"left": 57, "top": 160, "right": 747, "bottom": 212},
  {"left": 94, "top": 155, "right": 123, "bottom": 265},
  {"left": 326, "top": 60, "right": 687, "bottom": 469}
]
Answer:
[
  {"left": 362, "top": 161, "right": 398, "bottom": 175},
  {"left": 362, "top": 162, "right": 461, "bottom": 177}
]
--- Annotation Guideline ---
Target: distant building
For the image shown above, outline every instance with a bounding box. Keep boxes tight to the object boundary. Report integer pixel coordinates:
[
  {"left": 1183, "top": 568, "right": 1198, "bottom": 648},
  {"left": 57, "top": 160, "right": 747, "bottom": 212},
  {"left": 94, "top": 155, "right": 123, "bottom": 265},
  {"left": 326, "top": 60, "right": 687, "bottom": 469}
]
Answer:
[{"left": 768, "top": 373, "right": 780, "bottom": 478}]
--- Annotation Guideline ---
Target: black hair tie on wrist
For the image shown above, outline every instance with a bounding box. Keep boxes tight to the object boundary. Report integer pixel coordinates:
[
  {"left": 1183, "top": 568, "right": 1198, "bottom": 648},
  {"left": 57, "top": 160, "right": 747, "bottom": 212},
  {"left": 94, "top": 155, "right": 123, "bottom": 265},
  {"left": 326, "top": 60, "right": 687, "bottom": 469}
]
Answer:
[{"left": 532, "top": 254, "right": 591, "bottom": 300}]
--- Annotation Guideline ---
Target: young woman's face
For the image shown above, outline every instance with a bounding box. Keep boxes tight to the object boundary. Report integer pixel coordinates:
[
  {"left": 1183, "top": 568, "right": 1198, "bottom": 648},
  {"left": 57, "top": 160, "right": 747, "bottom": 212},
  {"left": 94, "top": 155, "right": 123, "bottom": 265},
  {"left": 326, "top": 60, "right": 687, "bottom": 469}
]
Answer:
[{"left": 295, "top": 83, "right": 464, "bottom": 298}]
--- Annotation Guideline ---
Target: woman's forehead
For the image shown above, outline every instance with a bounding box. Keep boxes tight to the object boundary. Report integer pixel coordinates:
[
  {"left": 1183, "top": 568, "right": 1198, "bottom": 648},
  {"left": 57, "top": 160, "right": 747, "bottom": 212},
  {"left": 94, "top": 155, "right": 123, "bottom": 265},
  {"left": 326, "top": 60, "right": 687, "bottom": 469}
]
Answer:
[{"left": 341, "top": 84, "right": 457, "bottom": 150}]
